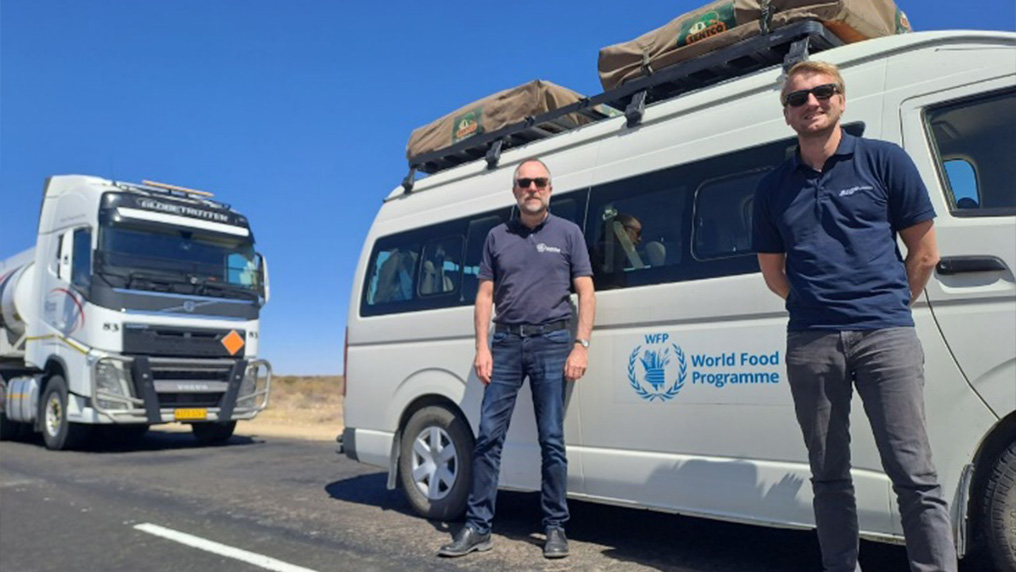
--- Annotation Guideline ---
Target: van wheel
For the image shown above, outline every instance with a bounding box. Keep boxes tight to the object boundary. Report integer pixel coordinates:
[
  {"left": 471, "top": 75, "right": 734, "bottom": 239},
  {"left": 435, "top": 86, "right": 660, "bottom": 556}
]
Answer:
[
  {"left": 40, "top": 375, "right": 92, "bottom": 450},
  {"left": 982, "top": 439, "right": 1016, "bottom": 571},
  {"left": 192, "top": 421, "right": 236, "bottom": 444},
  {"left": 399, "top": 405, "right": 474, "bottom": 521}
]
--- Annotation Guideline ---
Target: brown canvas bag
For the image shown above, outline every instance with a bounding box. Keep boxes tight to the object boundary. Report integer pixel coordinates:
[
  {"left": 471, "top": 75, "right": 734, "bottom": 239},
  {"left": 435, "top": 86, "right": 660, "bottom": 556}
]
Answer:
[
  {"left": 598, "top": 0, "right": 911, "bottom": 91},
  {"left": 406, "top": 80, "right": 604, "bottom": 162}
]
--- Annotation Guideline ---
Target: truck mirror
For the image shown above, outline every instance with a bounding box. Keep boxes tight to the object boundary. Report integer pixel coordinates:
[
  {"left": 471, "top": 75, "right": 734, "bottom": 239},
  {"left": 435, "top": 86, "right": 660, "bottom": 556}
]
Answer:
[
  {"left": 58, "top": 232, "right": 74, "bottom": 282},
  {"left": 257, "top": 253, "right": 270, "bottom": 304}
]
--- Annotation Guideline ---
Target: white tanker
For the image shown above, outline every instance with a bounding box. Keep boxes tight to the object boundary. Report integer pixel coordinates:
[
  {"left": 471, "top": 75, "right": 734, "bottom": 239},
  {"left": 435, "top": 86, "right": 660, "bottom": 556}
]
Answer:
[{"left": 0, "top": 175, "right": 271, "bottom": 449}]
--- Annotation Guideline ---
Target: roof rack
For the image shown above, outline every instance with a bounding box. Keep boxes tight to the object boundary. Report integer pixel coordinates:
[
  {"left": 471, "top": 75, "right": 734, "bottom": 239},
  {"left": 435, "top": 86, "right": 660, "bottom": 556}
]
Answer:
[
  {"left": 404, "top": 20, "right": 842, "bottom": 190},
  {"left": 114, "top": 179, "right": 233, "bottom": 211}
]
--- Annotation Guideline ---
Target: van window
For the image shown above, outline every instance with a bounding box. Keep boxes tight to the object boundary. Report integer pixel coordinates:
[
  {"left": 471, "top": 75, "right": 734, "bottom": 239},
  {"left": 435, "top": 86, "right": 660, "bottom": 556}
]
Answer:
[
  {"left": 926, "top": 88, "right": 1016, "bottom": 216},
  {"left": 462, "top": 211, "right": 510, "bottom": 303},
  {"left": 419, "top": 236, "right": 463, "bottom": 297},
  {"left": 72, "top": 228, "right": 92, "bottom": 291},
  {"left": 366, "top": 246, "right": 420, "bottom": 307},
  {"left": 589, "top": 182, "right": 688, "bottom": 291},
  {"left": 361, "top": 208, "right": 511, "bottom": 317},
  {"left": 693, "top": 169, "right": 769, "bottom": 260},
  {"left": 587, "top": 137, "right": 798, "bottom": 289}
]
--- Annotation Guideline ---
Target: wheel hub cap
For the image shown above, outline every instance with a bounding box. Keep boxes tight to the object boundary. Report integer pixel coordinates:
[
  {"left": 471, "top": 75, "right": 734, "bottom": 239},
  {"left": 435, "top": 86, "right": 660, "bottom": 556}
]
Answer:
[{"left": 410, "top": 426, "right": 458, "bottom": 500}]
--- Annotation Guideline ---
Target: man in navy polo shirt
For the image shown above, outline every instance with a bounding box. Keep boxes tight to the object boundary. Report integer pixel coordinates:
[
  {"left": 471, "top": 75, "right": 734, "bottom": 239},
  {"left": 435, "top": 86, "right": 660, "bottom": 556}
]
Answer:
[
  {"left": 753, "top": 61, "right": 956, "bottom": 572},
  {"left": 439, "top": 158, "right": 595, "bottom": 559}
]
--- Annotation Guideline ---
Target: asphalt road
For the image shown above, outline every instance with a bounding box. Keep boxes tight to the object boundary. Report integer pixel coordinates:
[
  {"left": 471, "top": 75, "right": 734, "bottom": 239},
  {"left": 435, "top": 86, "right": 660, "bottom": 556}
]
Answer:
[{"left": 0, "top": 431, "right": 996, "bottom": 572}]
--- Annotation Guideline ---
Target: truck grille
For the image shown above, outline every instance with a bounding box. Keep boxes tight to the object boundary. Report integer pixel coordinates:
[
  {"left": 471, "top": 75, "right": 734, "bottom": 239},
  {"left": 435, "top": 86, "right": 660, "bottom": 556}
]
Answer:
[
  {"left": 148, "top": 359, "right": 236, "bottom": 409},
  {"left": 123, "top": 324, "right": 246, "bottom": 358}
]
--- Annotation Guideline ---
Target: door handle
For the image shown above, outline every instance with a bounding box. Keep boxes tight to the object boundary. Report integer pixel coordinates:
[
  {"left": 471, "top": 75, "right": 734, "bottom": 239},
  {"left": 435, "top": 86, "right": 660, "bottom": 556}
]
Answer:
[{"left": 936, "top": 256, "right": 1008, "bottom": 275}]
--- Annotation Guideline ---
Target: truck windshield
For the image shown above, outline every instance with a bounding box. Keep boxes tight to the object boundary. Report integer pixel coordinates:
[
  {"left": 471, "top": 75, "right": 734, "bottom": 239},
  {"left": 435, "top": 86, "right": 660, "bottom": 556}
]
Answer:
[{"left": 97, "top": 222, "right": 260, "bottom": 299}]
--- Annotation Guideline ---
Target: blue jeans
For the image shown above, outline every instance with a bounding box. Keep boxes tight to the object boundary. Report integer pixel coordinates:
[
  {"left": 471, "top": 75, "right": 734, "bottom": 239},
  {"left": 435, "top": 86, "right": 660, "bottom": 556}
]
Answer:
[
  {"left": 464, "top": 328, "right": 572, "bottom": 534},
  {"left": 786, "top": 328, "right": 957, "bottom": 572}
]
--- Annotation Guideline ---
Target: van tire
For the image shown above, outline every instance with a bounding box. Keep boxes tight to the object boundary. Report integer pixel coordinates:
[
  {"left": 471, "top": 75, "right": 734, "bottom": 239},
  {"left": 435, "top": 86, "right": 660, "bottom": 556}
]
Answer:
[
  {"left": 399, "top": 405, "right": 474, "bottom": 521},
  {"left": 40, "top": 375, "right": 92, "bottom": 450},
  {"left": 191, "top": 421, "right": 236, "bottom": 444},
  {"left": 983, "top": 439, "right": 1016, "bottom": 572}
]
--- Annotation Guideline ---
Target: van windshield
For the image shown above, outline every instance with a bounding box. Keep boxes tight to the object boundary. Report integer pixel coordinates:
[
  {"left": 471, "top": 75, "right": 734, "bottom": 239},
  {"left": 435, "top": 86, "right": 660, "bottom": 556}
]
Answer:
[{"left": 96, "top": 221, "right": 260, "bottom": 300}]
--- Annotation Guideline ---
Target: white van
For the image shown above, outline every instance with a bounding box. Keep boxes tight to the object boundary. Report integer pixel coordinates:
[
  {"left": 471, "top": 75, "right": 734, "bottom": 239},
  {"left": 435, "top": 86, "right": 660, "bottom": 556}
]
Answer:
[{"left": 342, "top": 26, "right": 1016, "bottom": 569}]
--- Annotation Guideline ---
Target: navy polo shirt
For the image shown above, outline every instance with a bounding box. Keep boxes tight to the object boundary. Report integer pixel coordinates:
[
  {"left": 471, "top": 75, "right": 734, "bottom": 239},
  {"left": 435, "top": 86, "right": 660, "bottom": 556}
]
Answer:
[
  {"left": 752, "top": 132, "right": 936, "bottom": 331},
  {"left": 479, "top": 213, "right": 593, "bottom": 325}
]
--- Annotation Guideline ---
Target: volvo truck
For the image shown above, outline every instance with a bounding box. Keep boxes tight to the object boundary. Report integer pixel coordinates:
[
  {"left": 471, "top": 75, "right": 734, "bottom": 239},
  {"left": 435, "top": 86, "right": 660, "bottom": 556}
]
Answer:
[{"left": 0, "top": 175, "right": 272, "bottom": 449}]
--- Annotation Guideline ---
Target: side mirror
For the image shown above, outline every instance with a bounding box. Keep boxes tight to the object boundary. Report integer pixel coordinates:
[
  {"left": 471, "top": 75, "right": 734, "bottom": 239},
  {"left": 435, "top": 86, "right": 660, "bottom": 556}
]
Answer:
[
  {"left": 257, "top": 253, "right": 270, "bottom": 304},
  {"left": 57, "top": 232, "right": 74, "bottom": 282}
]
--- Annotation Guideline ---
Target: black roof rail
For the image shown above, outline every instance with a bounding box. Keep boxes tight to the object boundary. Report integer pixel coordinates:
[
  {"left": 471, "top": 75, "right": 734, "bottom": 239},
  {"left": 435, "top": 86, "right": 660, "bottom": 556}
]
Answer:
[{"left": 404, "top": 20, "right": 843, "bottom": 187}]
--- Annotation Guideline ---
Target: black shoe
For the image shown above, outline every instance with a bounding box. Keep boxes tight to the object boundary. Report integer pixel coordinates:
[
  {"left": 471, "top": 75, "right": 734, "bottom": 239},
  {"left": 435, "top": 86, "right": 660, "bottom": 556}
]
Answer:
[
  {"left": 544, "top": 527, "right": 569, "bottom": 559},
  {"left": 438, "top": 526, "right": 492, "bottom": 557}
]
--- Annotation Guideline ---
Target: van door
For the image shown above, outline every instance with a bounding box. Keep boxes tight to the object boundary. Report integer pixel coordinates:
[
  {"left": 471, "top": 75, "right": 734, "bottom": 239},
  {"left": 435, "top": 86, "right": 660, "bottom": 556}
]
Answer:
[{"left": 899, "top": 81, "right": 1016, "bottom": 419}]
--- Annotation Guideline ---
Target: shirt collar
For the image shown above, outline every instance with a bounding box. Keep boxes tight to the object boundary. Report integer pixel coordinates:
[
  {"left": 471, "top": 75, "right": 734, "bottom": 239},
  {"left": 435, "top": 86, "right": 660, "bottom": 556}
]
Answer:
[
  {"left": 510, "top": 212, "right": 552, "bottom": 233},
  {"left": 791, "top": 128, "right": 856, "bottom": 171}
]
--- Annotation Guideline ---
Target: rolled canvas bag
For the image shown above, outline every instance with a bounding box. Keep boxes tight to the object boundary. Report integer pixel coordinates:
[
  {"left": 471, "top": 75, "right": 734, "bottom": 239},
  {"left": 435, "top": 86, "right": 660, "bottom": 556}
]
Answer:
[
  {"left": 406, "top": 80, "right": 607, "bottom": 162},
  {"left": 598, "top": 0, "right": 911, "bottom": 91}
]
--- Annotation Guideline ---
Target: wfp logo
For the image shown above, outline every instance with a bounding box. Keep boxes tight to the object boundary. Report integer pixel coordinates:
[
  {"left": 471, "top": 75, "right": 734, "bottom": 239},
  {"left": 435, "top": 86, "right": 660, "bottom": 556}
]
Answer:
[
  {"left": 536, "top": 243, "right": 562, "bottom": 253},
  {"left": 627, "top": 333, "right": 687, "bottom": 402}
]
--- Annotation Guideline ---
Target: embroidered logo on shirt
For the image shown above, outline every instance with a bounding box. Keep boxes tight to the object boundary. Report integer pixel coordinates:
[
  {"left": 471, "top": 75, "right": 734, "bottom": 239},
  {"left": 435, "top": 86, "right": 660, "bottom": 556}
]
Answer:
[
  {"left": 838, "top": 185, "right": 873, "bottom": 197},
  {"left": 536, "top": 243, "right": 562, "bottom": 253}
]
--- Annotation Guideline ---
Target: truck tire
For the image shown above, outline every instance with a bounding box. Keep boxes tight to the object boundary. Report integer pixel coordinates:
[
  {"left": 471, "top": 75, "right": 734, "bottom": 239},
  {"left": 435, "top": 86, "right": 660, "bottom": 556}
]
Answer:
[
  {"left": 191, "top": 421, "right": 236, "bottom": 444},
  {"left": 983, "top": 439, "right": 1016, "bottom": 572},
  {"left": 398, "top": 405, "right": 474, "bottom": 521},
  {"left": 40, "top": 375, "right": 92, "bottom": 450}
]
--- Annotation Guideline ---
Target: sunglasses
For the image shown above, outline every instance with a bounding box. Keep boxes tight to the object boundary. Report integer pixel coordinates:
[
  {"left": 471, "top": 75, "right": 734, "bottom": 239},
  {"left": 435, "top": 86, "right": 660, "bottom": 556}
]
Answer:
[
  {"left": 783, "top": 83, "right": 841, "bottom": 107},
  {"left": 515, "top": 177, "right": 550, "bottom": 189}
]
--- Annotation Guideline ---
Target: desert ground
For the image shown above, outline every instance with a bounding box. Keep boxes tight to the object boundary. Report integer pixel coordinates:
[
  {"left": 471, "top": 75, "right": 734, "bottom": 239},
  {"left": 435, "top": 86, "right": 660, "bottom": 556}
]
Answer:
[{"left": 234, "top": 375, "right": 344, "bottom": 441}]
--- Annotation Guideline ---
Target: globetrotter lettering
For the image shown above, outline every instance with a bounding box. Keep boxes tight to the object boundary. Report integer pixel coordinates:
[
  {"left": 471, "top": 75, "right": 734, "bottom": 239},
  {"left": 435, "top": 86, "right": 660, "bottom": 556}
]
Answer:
[
  {"left": 627, "top": 333, "right": 780, "bottom": 401},
  {"left": 137, "top": 198, "right": 230, "bottom": 223}
]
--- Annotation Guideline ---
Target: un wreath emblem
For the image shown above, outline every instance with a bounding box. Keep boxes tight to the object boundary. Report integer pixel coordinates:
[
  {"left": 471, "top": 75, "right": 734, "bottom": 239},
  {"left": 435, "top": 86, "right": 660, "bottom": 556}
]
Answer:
[{"left": 627, "top": 343, "right": 687, "bottom": 402}]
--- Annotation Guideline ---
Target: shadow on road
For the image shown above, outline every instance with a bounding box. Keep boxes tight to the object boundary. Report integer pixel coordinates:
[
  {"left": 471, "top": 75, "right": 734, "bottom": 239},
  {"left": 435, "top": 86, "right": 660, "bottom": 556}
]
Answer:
[
  {"left": 2, "top": 428, "right": 260, "bottom": 454},
  {"left": 320, "top": 472, "right": 935, "bottom": 571}
]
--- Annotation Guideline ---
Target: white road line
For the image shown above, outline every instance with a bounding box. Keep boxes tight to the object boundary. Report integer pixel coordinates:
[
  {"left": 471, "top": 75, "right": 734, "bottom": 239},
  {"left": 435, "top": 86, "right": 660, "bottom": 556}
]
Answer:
[{"left": 134, "top": 523, "right": 320, "bottom": 572}]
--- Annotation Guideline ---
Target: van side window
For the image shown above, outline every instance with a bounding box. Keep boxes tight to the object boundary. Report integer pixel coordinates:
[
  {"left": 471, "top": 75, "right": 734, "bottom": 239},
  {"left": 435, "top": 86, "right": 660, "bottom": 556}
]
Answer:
[
  {"left": 361, "top": 207, "right": 511, "bottom": 317},
  {"left": 366, "top": 246, "right": 420, "bottom": 306},
  {"left": 693, "top": 169, "right": 769, "bottom": 260},
  {"left": 462, "top": 211, "right": 510, "bottom": 303},
  {"left": 419, "top": 236, "right": 463, "bottom": 297},
  {"left": 926, "top": 88, "right": 1016, "bottom": 216},
  {"left": 72, "top": 228, "right": 92, "bottom": 291},
  {"left": 589, "top": 183, "right": 688, "bottom": 291},
  {"left": 586, "top": 136, "right": 799, "bottom": 289}
]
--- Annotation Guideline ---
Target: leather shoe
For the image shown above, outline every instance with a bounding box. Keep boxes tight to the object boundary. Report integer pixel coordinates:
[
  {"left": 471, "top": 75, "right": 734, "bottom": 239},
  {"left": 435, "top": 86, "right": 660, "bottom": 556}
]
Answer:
[
  {"left": 438, "top": 526, "right": 492, "bottom": 557},
  {"left": 544, "top": 527, "right": 569, "bottom": 559}
]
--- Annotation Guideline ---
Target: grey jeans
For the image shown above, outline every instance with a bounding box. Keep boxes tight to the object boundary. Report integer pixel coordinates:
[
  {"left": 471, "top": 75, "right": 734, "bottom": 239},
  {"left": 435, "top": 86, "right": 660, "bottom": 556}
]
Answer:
[{"left": 786, "top": 327, "right": 957, "bottom": 572}]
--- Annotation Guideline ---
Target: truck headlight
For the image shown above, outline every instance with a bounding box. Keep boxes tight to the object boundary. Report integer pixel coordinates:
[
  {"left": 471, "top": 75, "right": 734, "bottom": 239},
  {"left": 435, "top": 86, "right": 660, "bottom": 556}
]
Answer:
[{"left": 95, "top": 360, "right": 132, "bottom": 410}]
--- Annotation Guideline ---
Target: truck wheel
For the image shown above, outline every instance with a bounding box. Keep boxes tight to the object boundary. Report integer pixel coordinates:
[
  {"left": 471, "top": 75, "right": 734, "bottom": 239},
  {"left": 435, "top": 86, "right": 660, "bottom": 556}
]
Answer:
[
  {"left": 191, "top": 421, "right": 236, "bottom": 444},
  {"left": 398, "top": 405, "right": 473, "bottom": 521},
  {"left": 982, "top": 439, "right": 1016, "bottom": 571},
  {"left": 40, "top": 375, "right": 92, "bottom": 450}
]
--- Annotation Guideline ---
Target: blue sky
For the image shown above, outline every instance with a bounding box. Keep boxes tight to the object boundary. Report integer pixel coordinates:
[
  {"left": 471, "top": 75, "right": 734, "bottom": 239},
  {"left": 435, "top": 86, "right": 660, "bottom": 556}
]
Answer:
[{"left": 2, "top": 1, "right": 1013, "bottom": 375}]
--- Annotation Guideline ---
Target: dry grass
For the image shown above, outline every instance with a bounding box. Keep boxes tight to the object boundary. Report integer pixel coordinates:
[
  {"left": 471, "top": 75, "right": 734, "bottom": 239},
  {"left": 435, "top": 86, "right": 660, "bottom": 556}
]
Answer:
[{"left": 236, "top": 375, "right": 345, "bottom": 441}]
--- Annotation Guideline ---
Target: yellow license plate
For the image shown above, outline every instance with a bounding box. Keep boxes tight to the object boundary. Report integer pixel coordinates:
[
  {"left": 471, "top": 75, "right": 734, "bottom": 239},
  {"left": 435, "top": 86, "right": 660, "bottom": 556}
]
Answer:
[{"left": 175, "top": 408, "right": 208, "bottom": 421}]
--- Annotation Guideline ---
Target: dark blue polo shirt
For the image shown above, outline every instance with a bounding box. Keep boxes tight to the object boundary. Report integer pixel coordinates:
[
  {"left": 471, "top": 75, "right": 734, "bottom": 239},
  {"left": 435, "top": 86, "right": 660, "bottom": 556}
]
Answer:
[
  {"left": 479, "top": 213, "right": 593, "bottom": 325},
  {"left": 752, "top": 132, "right": 935, "bottom": 331}
]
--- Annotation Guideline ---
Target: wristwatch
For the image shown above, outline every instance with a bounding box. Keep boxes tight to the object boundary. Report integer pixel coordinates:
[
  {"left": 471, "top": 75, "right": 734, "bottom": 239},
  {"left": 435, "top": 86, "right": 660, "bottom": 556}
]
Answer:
[{"left": 574, "top": 338, "right": 590, "bottom": 348}]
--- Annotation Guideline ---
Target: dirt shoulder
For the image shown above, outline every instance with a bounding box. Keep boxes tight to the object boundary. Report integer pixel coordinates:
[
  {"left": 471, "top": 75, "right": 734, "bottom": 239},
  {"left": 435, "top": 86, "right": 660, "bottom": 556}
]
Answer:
[{"left": 237, "top": 375, "right": 344, "bottom": 442}]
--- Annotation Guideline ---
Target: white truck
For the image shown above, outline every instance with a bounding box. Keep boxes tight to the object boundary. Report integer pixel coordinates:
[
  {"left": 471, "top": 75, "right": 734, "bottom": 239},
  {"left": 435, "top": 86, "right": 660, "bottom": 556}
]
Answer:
[{"left": 0, "top": 175, "right": 272, "bottom": 449}]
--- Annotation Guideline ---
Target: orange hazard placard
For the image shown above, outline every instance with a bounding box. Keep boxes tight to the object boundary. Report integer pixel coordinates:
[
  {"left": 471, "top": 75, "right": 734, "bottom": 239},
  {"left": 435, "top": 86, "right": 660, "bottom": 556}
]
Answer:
[{"left": 221, "top": 330, "right": 245, "bottom": 356}]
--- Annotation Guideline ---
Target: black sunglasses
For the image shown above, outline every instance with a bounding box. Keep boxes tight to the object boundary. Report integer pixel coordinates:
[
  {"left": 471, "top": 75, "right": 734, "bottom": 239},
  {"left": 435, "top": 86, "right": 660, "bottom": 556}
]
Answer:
[
  {"left": 515, "top": 177, "right": 550, "bottom": 189},
  {"left": 783, "top": 83, "right": 841, "bottom": 107}
]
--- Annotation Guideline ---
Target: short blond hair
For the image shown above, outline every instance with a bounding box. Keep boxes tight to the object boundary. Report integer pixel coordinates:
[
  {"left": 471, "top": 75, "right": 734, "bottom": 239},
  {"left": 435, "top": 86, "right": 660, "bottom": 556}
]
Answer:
[{"left": 782, "top": 61, "right": 846, "bottom": 102}]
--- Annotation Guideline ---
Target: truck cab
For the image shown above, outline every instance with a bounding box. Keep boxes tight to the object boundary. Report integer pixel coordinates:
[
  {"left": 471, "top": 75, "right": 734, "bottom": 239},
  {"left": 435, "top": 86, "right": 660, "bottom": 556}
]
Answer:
[{"left": 0, "top": 175, "right": 272, "bottom": 449}]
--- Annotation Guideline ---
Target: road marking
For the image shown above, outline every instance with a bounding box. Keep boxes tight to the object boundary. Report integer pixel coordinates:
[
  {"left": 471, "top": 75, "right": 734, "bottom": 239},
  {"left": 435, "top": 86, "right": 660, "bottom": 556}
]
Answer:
[{"left": 134, "top": 523, "right": 320, "bottom": 572}]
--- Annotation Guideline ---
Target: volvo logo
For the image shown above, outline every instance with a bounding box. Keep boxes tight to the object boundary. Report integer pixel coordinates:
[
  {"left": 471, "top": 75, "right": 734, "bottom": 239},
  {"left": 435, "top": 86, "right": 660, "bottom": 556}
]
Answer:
[{"left": 182, "top": 301, "right": 197, "bottom": 313}]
